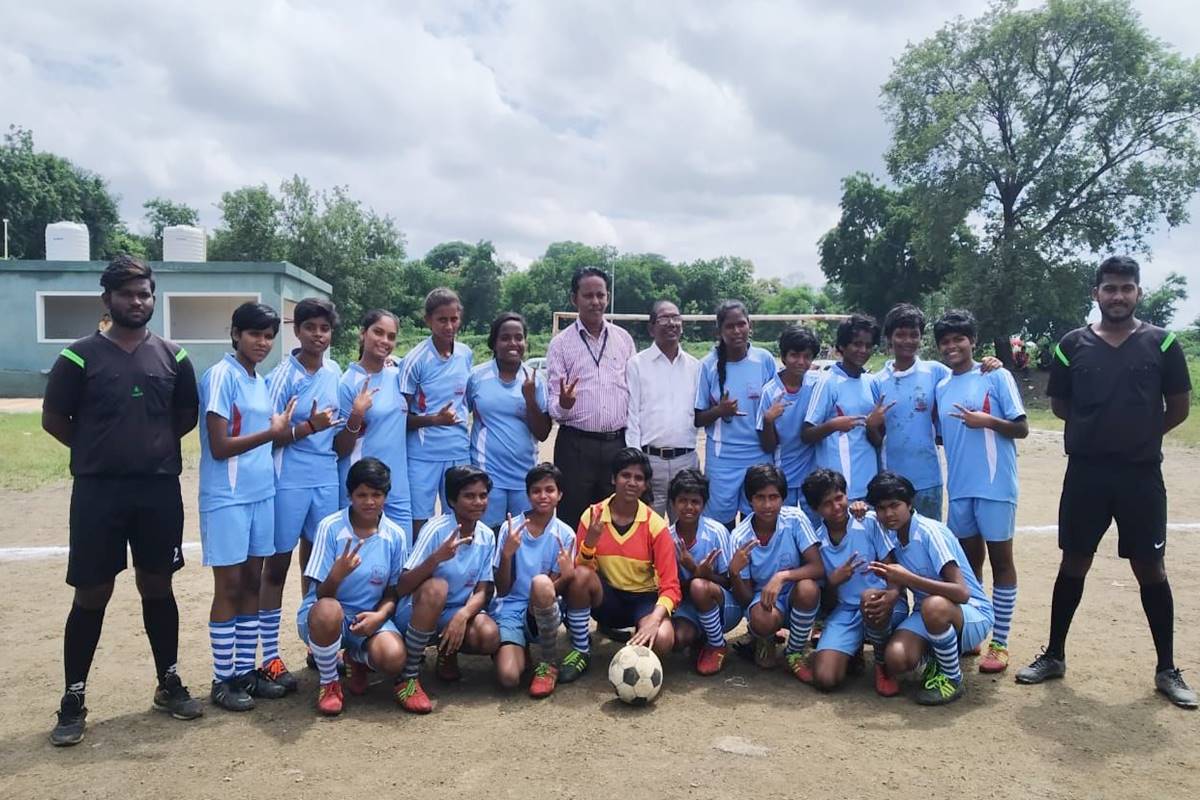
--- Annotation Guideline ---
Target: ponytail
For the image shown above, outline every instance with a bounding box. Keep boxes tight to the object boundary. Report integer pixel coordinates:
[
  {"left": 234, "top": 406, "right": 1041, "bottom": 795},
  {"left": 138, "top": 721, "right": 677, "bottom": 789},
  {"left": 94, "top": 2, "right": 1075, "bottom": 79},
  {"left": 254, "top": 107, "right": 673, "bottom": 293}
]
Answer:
[{"left": 713, "top": 299, "right": 747, "bottom": 397}]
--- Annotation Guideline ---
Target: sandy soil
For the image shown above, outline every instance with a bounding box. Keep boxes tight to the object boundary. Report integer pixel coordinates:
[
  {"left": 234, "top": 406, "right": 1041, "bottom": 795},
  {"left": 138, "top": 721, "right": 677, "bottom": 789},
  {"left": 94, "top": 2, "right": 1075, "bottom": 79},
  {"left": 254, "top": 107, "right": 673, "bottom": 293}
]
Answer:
[{"left": 1, "top": 429, "right": 1198, "bottom": 800}]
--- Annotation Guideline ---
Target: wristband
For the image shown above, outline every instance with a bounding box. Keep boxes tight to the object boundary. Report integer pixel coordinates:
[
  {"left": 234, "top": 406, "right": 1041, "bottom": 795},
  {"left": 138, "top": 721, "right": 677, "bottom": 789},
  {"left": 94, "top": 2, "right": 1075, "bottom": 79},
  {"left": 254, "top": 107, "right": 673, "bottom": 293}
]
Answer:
[
  {"left": 290, "top": 425, "right": 298, "bottom": 442},
  {"left": 346, "top": 421, "right": 363, "bottom": 434},
  {"left": 578, "top": 542, "right": 598, "bottom": 559},
  {"left": 305, "top": 420, "right": 316, "bottom": 436}
]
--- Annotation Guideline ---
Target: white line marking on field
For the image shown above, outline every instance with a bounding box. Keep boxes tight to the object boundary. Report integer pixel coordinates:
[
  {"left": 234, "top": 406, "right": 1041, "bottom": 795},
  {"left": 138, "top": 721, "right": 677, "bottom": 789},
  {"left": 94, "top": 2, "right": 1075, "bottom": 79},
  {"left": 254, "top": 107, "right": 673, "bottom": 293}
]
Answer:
[
  {"left": 1016, "top": 523, "right": 1200, "bottom": 534},
  {"left": 0, "top": 542, "right": 201, "bottom": 562}
]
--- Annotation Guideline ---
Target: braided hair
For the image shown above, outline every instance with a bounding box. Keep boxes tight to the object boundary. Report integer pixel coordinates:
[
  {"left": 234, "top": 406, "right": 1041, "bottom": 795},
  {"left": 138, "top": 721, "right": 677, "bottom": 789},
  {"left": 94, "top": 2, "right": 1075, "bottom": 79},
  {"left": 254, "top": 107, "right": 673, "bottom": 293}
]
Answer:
[{"left": 714, "top": 299, "right": 748, "bottom": 396}]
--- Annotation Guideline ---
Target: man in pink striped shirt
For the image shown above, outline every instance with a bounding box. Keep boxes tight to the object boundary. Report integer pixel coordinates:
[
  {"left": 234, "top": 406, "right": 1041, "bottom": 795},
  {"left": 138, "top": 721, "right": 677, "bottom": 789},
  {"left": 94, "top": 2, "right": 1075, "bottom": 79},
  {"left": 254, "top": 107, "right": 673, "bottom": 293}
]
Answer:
[{"left": 546, "top": 267, "right": 636, "bottom": 527}]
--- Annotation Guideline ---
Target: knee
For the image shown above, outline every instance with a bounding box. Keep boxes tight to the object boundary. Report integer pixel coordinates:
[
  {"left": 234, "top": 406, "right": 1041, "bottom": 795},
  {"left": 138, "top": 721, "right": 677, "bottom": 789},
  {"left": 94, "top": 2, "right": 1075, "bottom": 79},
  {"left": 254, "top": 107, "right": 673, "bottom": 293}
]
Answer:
[
  {"left": 792, "top": 579, "right": 820, "bottom": 610},
  {"left": 134, "top": 571, "right": 172, "bottom": 599},
  {"left": 497, "top": 661, "right": 522, "bottom": 690},
  {"left": 920, "top": 596, "right": 954, "bottom": 629},
  {"left": 264, "top": 555, "right": 291, "bottom": 585},
  {"left": 472, "top": 617, "right": 501, "bottom": 654},
  {"left": 1131, "top": 558, "right": 1168, "bottom": 586},
  {"left": 73, "top": 583, "right": 115, "bottom": 610},
  {"left": 374, "top": 641, "right": 407, "bottom": 676},
  {"left": 310, "top": 598, "right": 344, "bottom": 628},
  {"left": 748, "top": 607, "right": 775, "bottom": 637},
  {"left": 651, "top": 624, "right": 674, "bottom": 657},
  {"left": 688, "top": 578, "right": 713, "bottom": 606},
  {"left": 884, "top": 643, "right": 910, "bottom": 676},
  {"left": 673, "top": 621, "right": 696, "bottom": 650},
  {"left": 242, "top": 563, "right": 263, "bottom": 594},
  {"left": 414, "top": 577, "right": 449, "bottom": 609},
  {"left": 813, "top": 662, "right": 841, "bottom": 692},
  {"left": 529, "top": 574, "right": 556, "bottom": 605}
]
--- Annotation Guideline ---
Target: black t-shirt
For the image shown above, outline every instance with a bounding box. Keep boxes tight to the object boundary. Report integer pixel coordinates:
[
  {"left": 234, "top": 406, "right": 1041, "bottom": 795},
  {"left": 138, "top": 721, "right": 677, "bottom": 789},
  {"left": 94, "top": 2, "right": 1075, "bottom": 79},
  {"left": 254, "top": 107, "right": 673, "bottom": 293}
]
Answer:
[
  {"left": 43, "top": 331, "right": 199, "bottom": 477},
  {"left": 1047, "top": 322, "right": 1191, "bottom": 463}
]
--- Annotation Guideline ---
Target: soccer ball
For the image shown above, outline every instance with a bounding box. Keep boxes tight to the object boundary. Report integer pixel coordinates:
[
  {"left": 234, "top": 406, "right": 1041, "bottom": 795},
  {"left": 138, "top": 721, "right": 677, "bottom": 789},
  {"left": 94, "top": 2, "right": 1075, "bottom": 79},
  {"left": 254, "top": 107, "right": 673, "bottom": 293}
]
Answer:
[{"left": 607, "top": 645, "right": 663, "bottom": 706}]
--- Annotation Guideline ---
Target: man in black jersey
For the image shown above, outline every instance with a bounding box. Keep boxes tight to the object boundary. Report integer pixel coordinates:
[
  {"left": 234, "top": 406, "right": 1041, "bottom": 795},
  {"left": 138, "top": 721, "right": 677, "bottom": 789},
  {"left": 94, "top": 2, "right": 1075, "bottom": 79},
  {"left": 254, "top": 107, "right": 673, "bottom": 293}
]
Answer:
[
  {"left": 1016, "top": 256, "right": 1195, "bottom": 709},
  {"left": 42, "top": 256, "right": 205, "bottom": 746}
]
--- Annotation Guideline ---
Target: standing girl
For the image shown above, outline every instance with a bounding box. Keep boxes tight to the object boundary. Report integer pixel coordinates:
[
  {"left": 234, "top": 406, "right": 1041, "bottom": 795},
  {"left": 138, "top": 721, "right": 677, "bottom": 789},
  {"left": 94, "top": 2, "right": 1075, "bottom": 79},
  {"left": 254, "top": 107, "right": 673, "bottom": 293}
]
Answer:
[
  {"left": 693, "top": 300, "right": 777, "bottom": 528},
  {"left": 466, "top": 312, "right": 552, "bottom": 529},
  {"left": 335, "top": 310, "right": 412, "bottom": 538}
]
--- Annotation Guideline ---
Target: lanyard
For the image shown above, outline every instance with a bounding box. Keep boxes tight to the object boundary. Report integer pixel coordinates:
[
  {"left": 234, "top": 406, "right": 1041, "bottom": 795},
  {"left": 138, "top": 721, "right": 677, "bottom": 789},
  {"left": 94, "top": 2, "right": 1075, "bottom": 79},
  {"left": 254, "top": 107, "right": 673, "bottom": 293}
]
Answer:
[{"left": 579, "top": 324, "right": 609, "bottom": 369}]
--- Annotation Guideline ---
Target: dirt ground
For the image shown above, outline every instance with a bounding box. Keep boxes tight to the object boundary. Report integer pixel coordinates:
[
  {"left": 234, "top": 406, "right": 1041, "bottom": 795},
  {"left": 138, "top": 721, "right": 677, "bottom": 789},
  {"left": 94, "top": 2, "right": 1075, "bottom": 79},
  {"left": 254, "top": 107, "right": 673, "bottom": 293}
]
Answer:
[{"left": 1, "top": 428, "right": 1197, "bottom": 800}]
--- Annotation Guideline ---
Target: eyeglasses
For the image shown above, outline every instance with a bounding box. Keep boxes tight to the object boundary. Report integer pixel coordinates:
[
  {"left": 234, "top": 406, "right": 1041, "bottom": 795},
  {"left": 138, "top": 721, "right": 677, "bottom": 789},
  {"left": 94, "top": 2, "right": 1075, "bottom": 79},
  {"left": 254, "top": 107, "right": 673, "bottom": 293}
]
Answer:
[{"left": 654, "top": 315, "right": 683, "bottom": 326}]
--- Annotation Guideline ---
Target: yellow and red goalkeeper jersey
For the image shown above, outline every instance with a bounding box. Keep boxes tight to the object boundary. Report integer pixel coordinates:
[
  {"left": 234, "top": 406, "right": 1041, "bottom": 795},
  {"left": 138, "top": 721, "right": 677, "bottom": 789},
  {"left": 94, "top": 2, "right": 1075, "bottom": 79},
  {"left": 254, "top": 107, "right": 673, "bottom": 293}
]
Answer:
[{"left": 575, "top": 498, "right": 681, "bottom": 613}]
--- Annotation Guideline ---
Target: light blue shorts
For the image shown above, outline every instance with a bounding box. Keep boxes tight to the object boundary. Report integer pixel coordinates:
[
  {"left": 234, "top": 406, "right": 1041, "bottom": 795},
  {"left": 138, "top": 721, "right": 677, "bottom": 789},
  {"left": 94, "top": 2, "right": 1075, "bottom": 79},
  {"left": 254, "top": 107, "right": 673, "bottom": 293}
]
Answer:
[
  {"left": 408, "top": 459, "right": 468, "bottom": 520},
  {"left": 948, "top": 498, "right": 1016, "bottom": 542},
  {"left": 898, "top": 600, "right": 994, "bottom": 654},
  {"left": 816, "top": 600, "right": 910, "bottom": 655},
  {"left": 704, "top": 456, "right": 758, "bottom": 524},
  {"left": 383, "top": 496, "right": 413, "bottom": 542},
  {"left": 673, "top": 587, "right": 744, "bottom": 634},
  {"left": 296, "top": 599, "right": 401, "bottom": 664},
  {"left": 200, "top": 498, "right": 275, "bottom": 567},
  {"left": 912, "top": 485, "right": 944, "bottom": 522},
  {"left": 393, "top": 595, "right": 482, "bottom": 635},
  {"left": 750, "top": 581, "right": 797, "bottom": 618},
  {"left": 274, "top": 485, "right": 339, "bottom": 552},
  {"left": 483, "top": 486, "right": 531, "bottom": 529}
]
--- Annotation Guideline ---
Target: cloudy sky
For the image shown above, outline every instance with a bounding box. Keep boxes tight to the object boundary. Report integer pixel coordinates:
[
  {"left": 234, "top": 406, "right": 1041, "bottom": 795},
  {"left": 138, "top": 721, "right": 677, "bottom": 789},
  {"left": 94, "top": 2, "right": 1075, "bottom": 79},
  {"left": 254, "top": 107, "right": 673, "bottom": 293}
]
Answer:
[{"left": 3, "top": 0, "right": 1198, "bottom": 323}]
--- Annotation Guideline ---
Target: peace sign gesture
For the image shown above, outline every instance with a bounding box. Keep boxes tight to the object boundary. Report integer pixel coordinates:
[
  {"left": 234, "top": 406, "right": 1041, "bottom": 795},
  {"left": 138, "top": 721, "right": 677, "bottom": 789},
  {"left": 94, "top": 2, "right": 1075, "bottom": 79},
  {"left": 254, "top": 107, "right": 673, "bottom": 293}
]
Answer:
[
  {"left": 268, "top": 396, "right": 299, "bottom": 438},
  {"left": 692, "top": 549, "right": 720, "bottom": 581},
  {"left": 502, "top": 514, "right": 528, "bottom": 558},
  {"left": 555, "top": 539, "right": 575, "bottom": 581},
  {"left": 729, "top": 538, "right": 757, "bottom": 575},
  {"left": 521, "top": 366, "right": 539, "bottom": 404},
  {"left": 433, "top": 525, "right": 473, "bottom": 564},
  {"left": 949, "top": 403, "right": 993, "bottom": 429},
  {"left": 351, "top": 380, "right": 379, "bottom": 418},
  {"left": 583, "top": 504, "right": 606, "bottom": 548},
  {"left": 328, "top": 537, "right": 365, "bottom": 583},
  {"left": 865, "top": 395, "right": 896, "bottom": 430},
  {"left": 763, "top": 396, "right": 788, "bottom": 424},
  {"left": 558, "top": 377, "right": 579, "bottom": 410},
  {"left": 828, "top": 551, "right": 865, "bottom": 587}
]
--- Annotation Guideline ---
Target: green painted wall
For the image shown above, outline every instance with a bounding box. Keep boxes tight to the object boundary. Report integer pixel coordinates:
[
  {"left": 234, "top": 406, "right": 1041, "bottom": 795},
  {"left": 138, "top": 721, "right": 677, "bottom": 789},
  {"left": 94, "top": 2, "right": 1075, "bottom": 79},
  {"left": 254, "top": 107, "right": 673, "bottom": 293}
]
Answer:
[{"left": 0, "top": 261, "right": 331, "bottom": 396}]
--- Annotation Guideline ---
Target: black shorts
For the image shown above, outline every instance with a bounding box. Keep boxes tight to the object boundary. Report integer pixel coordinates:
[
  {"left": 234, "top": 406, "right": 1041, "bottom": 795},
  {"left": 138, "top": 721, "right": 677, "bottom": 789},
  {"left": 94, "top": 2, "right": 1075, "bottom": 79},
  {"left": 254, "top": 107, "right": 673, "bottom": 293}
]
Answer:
[
  {"left": 67, "top": 476, "right": 185, "bottom": 587},
  {"left": 592, "top": 580, "right": 660, "bottom": 629},
  {"left": 1057, "top": 458, "right": 1167, "bottom": 561}
]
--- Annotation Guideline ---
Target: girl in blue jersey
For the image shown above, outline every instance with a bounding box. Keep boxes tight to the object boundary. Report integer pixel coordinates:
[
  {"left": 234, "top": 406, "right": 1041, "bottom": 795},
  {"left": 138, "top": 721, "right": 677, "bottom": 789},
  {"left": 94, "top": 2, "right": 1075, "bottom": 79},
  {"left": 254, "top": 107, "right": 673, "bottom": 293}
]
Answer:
[
  {"left": 198, "top": 302, "right": 292, "bottom": 712},
  {"left": 298, "top": 458, "right": 410, "bottom": 716},
  {"left": 802, "top": 313, "right": 883, "bottom": 501},
  {"left": 757, "top": 324, "right": 822, "bottom": 523},
  {"left": 729, "top": 465, "right": 824, "bottom": 683},
  {"left": 466, "top": 313, "right": 552, "bottom": 529},
  {"left": 392, "top": 465, "right": 500, "bottom": 714},
  {"left": 400, "top": 288, "right": 473, "bottom": 535},
  {"left": 492, "top": 463, "right": 576, "bottom": 698},
  {"left": 866, "top": 471, "right": 995, "bottom": 706},
  {"left": 803, "top": 468, "right": 907, "bottom": 696},
  {"left": 694, "top": 300, "right": 777, "bottom": 527},
  {"left": 667, "top": 469, "right": 742, "bottom": 676},
  {"left": 334, "top": 310, "right": 413, "bottom": 539},
  {"left": 259, "top": 298, "right": 342, "bottom": 693}
]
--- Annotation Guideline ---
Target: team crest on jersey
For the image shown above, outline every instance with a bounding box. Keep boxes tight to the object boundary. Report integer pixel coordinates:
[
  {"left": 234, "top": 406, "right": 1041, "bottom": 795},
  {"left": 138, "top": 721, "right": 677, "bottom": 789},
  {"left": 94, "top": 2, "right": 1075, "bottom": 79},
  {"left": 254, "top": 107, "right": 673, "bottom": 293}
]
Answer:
[{"left": 369, "top": 565, "right": 386, "bottom": 586}]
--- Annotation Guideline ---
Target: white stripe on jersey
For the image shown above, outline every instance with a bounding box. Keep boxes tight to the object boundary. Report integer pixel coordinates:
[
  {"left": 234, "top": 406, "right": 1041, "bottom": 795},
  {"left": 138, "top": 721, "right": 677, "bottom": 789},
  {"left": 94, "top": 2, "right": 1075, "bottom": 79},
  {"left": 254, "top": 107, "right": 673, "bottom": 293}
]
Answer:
[{"left": 227, "top": 455, "right": 239, "bottom": 493}]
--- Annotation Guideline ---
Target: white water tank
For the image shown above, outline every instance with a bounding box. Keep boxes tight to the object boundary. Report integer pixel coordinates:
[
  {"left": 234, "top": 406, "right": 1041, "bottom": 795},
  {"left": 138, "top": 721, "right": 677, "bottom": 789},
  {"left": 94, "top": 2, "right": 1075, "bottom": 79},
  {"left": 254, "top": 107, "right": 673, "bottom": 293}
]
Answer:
[
  {"left": 45, "top": 221, "right": 90, "bottom": 261},
  {"left": 162, "top": 225, "right": 207, "bottom": 262}
]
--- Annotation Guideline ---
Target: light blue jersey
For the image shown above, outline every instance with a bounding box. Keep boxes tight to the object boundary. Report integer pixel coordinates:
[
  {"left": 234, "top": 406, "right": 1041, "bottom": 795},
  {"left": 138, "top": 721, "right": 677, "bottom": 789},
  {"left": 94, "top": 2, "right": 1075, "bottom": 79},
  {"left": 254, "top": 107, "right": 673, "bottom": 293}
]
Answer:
[
  {"left": 404, "top": 514, "right": 496, "bottom": 610},
  {"left": 731, "top": 507, "right": 820, "bottom": 585},
  {"left": 887, "top": 512, "right": 992, "bottom": 612},
  {"left": 695, "top": 345, "right": 777, "bottom": 461},
  {"left": 935, "top": 364, "right": 1025, "bottom": 503},
  {"left": 756, "top": 371, "right": 820, "bottom": 491},
  {"left": 302, "top": 509, "right": 408, "bottom": 615},
  {"left": 198, "top": 353, "right": 276, "bottom": 512},
  {"left": 804, "top": 363, "right": 879, "bottom": 500},
  {"left": 870, "top": 359, "right": 949, "bottom": 491},
  {"left": 337, "top": 363, "right": 411, "bottom": 524},
  {"left": 466, "top": 360, "right": 548, "bottom": 491},
  {"left": 669, "top": 516, "right": 734, "bottom": 581},
  {"left": 399, "top": 337, "right": 472, "bottom": 461},
  {"left": 268, "top": 351, "right": 342, "bottom": 490},
  {"left": 490, "top": 514, "right": 576, "bottom": 619},
  {"left": 816, "top": 513, "right": 893, "bottom": 607}
]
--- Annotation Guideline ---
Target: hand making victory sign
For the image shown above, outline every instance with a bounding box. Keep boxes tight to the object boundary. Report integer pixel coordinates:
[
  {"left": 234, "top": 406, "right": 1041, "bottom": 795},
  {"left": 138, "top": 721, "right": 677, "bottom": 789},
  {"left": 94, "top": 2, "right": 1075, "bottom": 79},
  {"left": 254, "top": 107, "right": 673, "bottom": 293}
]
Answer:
[{"left": 558, "top": 376, "right": 579, "bottom": 410}]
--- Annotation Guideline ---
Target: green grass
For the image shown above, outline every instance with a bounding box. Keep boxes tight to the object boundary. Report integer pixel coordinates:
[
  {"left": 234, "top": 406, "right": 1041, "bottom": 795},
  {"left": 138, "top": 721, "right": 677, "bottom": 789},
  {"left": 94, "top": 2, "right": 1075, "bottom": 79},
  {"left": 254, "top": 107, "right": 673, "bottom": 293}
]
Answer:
[
  {"left": 0, "top": 413, "right": 199, "bottom": 491},
  {"left": 1025, "top": 406, "right": 1200, "bottom": 447}
]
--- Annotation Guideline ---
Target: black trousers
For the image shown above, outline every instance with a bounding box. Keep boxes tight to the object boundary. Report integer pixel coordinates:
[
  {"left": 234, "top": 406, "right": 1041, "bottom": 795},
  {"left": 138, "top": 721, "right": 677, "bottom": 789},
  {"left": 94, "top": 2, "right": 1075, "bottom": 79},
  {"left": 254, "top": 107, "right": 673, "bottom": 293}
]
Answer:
[{"left": 553, "top": 426, "right": 626, "bottom": 531}]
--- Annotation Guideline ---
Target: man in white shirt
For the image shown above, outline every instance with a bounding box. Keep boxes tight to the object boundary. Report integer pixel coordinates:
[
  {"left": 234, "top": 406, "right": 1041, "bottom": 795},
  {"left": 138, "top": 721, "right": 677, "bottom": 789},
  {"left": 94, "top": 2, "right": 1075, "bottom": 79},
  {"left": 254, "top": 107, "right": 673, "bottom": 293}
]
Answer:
[{"left": 626, "top": 300, "right": 701, "bottom": 519}]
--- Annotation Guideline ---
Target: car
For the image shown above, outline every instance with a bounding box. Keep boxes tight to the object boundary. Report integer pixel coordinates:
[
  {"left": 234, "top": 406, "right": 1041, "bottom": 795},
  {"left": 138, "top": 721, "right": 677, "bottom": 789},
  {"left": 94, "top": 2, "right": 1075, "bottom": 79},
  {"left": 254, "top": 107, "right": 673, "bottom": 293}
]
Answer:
[
  {"left": 810, "top": 359, "right": 837, "bottom": 371},
  {"left": 524, "top": 356, "right": 547, "bottom": 373}
]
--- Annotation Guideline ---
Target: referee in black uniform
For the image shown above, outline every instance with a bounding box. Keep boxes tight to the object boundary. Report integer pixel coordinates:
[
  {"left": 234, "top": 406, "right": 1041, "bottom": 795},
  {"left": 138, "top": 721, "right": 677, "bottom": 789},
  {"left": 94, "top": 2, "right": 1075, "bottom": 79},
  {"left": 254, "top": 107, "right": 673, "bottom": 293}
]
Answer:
[
  {"left": 1016, "top": 256, "right": 1195, "bottom": 708},
  {"left": 42, "top": 256, "right": 205, "bottom": 746}
]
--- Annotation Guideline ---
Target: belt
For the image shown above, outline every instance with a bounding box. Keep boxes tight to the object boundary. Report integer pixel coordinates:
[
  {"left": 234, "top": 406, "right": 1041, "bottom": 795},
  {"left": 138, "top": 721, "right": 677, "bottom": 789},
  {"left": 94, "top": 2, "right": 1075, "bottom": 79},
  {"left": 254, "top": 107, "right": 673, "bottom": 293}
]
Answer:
[
  {"left": 642, "top": 446, "right": 695, "bottom": 459},
  {"left": 563, "top": 425, "right": 626, "bottom": 442}
]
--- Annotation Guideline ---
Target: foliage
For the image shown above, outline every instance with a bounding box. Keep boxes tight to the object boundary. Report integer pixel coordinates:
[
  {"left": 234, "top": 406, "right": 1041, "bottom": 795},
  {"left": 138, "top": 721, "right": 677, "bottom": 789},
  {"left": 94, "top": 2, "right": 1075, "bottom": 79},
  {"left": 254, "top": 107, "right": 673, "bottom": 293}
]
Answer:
[
  {"left": 883, "top": 0, "right": 1200, "bottom": 356},
  {"left": 1140, "top": 271, "right": 1188, "bottom": 328},
  {"left": 142, "top": 197, "right": 200, "bottom": 259}
]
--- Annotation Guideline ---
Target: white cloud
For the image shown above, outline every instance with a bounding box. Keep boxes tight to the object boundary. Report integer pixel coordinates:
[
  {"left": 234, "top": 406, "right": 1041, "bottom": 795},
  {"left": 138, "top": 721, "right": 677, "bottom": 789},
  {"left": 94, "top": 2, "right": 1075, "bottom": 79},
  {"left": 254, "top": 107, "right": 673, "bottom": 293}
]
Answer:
[{"left": 1, "top": 0, "right": 1197, "bottom": 323}]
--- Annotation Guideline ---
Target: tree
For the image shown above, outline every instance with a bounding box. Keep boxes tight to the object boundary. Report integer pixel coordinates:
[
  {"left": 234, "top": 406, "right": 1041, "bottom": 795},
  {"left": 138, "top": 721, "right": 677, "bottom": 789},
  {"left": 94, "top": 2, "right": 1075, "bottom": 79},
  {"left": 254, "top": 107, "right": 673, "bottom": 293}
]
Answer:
[
  {"left": 883, "top": 0, "right": 1200, "bottom": 361},
  {"left": 1140, "top": 271, "right": 1188, "bottom": 328},
  {"left": 819, "top": 173, "right": 968, "bottom": 320},
  {"left": 142, "top": 197, "right": 200, "bottom": 259},
  {"left": 423, "top": 241, "right": 475, "bottom": 272},
  {"left": 456, "top": 241, "right": 503, "bottom": 333},
  {"left": 209, "top": 185, "right": 283, "bottom": 261},
  {"left": 0, "top": 125, "right": 123, "bottom": 259}
]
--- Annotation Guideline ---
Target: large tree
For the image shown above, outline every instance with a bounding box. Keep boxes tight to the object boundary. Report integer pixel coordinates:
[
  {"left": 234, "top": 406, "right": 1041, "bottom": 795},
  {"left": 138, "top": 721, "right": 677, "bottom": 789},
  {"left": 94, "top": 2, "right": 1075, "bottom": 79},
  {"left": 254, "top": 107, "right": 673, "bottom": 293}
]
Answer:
[
  {"left": 883, "top": 0, "right": 1200, "bottom": 359},
  {"left": 0, "top": 126, "right": 123, "bottom": 259},
  {"left": 1140, "top": 271, "right": 1188, "bottom": 328}
]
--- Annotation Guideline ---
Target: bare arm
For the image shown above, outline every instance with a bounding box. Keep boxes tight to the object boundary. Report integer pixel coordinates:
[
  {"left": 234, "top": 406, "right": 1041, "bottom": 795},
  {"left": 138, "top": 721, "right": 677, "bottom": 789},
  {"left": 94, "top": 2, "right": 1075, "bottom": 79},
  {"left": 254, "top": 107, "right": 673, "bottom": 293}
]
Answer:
[
  {"left": 206, "top": 406, "right": 291, "bottom": 460},
  {"left": 1164, "top": 392, "right": 1190, "bottom": 434}
]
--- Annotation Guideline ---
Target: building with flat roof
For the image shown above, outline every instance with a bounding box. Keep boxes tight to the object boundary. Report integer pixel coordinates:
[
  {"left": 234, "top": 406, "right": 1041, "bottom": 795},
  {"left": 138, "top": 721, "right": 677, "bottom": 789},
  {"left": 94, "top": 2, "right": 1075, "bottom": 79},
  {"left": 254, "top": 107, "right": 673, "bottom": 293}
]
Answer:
[{"left": 0, "top": 259, "right": 332, "bottom": 396}]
